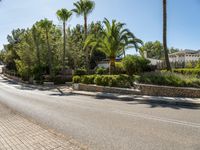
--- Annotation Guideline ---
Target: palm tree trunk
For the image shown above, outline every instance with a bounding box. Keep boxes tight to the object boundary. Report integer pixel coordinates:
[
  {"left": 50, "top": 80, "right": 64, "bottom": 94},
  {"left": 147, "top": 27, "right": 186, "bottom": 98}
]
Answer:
[
  {"left": 63, "top": 21, "right": 66, "bottom": 71},
  {"left": 84, "top": 14, "right": 88, "bottom": 39},
  {"left": 84, "top": 14, "right": 90, "bottom": 71},
  {"left": 163, "top": 0, "right": 171, "bottom": 71},
  {"left": 109, "top": 57, "right": 116, "bottom": 75},
  {"left": 46, "top": 29, "right": 53, "bottom": 77}
]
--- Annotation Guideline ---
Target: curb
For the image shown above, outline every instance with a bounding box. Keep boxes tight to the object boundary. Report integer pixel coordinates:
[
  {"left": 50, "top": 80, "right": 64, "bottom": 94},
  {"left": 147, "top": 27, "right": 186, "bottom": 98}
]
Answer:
[{"left": 66, "top": 90, "right": 200, "bottom": 107}]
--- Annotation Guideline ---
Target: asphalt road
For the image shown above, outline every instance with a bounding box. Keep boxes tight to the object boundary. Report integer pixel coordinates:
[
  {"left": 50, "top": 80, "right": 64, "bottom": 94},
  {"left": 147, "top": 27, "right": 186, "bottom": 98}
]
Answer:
[{"left": 0, "top": 76, "right": 200, "bottom": 150}]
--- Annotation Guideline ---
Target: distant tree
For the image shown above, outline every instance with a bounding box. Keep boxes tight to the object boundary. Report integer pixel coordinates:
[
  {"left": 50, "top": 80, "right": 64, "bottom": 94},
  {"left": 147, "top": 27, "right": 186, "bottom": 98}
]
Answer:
[
  {"left": 140, "top": 41, "right": 164, "bottom": 59},
  {"left": 56, "top": 9, "right": 72, "bottom": 70},
  {"left": 169, "top": 47, "right": 179, "bottom": 54},
  {"left": 163, "top": 0, "right": 171, "bottom": 71}
]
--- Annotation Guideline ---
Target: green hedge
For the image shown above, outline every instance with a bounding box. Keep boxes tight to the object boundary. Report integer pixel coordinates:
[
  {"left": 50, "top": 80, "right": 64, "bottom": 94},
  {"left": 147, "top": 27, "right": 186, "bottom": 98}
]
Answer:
[
  {"left": 173, "top": 68, "right": 200, "bottom": 76},
  {"left": 139, "top": 72, "right": 200, "bottom": 88},
  {"left": 73, "top": 74, "right": 135, "bottom": 88}
]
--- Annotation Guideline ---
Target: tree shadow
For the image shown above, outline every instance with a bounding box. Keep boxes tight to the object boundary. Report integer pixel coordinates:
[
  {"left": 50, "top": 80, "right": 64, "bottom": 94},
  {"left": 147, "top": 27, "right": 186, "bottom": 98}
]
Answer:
[{"left": 94, "top": 93, "right": 200, "bottom": 110}]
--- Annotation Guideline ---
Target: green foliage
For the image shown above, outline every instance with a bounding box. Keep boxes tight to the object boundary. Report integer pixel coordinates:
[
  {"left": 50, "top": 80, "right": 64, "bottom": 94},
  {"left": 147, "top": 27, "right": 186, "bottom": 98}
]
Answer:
[
  {"left": 75, "top": 74, "right": 135, "bottom": 88},
  {"left": 81, "top": 75, "right": 96, "bottom": 84},
  {"left": 140, "top": 41, "right": 180, "bottom": 59},
  {"left": 195, "top": 60, "right": 200, "bottom": 69},
  {"left": 73, "top": 76, "right": 81, "bottom": 83},
  {"left": 172, "top": 68, "right": 200, "bottom": 76},
  {"left": 114, "top": 62, "right": 125, "bottom": 74},
  {"left": 74, "top": 68, "right": 87, "bottom": 76},
  {"left": 139, "top": 72, "right": 200, "bottom": 88},
  {"left": 122, "top": 55, "right": 150, "bottom": 75},
  {"left": 85, "top": 18, "right": 143, "bottom": 74},
  {"left": 95, "top": 67, "right": 107, "bottom": 75},
  {"left": 72, "top": 0, "right": 95, "bottom": 17}
]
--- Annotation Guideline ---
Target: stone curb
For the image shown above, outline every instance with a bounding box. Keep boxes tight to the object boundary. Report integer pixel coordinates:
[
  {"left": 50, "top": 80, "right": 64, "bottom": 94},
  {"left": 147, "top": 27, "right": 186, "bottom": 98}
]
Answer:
[{"left": 65, "top": 90, "right": 200, "bottom": 107}]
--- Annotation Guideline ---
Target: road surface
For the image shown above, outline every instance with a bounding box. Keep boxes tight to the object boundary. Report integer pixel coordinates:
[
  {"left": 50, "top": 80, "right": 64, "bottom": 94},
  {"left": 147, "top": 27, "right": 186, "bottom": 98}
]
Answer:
[{"left": 0, "top": 76, "right": 200, "bottom": 150}]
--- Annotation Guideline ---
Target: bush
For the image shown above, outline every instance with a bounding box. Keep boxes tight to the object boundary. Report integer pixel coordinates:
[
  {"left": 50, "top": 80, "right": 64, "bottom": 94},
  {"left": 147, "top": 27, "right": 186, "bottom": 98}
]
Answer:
[
  {"left": 95, "top": 67, "right": 107, "bottom": 75},
  {"left": 74, "top": 68, "right": 87, "bottom": 76},
  {"left": 115, "top": 62, "right": 125, "bottom": 74},
  {"left": 122, "top": 55, "right": 150, "bottom": 75},
  {"left": 52, "top": 75, "right": 72, "bottom": 85},
  {"left": 81, "top": 75, "right": 96, "bottom": 84},
  {"left": 138, "top": 72, "right": 200, "bottom": 88},
  {"left": 172, "top": 68, "right": 200, "bottom": 77},
  {"left": 94, "top": 75, "right": 134, "bottom": 88},
  {"left": 196, "top": 60, "right": 200, "bottom": 69},
  {"left": 73, "top": 76, "right": 81, "bottom": 83}
]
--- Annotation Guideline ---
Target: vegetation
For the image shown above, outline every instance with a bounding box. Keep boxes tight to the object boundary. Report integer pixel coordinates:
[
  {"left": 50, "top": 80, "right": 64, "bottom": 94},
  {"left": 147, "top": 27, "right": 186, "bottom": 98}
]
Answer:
[
  {"left": 73, "top": 74, "right": 136, "bottom": 88},
  {"left": 73, "top": 0, "right": 95, "bottom": 70},
  {"left": 0, "top": 0, "right": 198, "bottom": 90},
  {"left": 140, "top": 41, "right": 179, "bottom": 59},
  {"left": 56, "top": 9, "right": 72, "bottom": 70},
  {"left": 85, "top": 18, "right": 143, "bottom": 74},
  {"left": 139, "top": 72, "right": 200, "bottom": 88},
  {"left": 162, "top": 68, "right": 200, "bottom": 77},
  {"left": 122, "top": 55, "right": 150, "bottom": 76}
]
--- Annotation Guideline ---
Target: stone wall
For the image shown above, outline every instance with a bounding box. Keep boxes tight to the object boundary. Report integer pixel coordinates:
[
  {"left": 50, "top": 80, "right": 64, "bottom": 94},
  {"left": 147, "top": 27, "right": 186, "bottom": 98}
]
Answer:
[
  {"left": 138, "top": 84, "right": 200, "bottom": 98},
  {"left": 73, "top": 83, "right": 200, "bottom": 98},
  {"left": 73, "top": 83, "right": 141, "bottom": 95}
]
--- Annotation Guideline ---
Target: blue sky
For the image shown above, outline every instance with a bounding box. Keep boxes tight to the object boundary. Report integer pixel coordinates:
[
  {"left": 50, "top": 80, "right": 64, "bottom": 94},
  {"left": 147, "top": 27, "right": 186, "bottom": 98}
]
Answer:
[{"left": 0, "top": 0, "right": 200, "bottom": 52}]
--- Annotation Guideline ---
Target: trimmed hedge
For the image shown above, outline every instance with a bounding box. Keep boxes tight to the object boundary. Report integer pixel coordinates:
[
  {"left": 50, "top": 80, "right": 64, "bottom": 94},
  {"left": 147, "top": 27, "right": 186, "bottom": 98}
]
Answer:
[{"left": 73, "top": 74, "right": 135, "bottom": 88}]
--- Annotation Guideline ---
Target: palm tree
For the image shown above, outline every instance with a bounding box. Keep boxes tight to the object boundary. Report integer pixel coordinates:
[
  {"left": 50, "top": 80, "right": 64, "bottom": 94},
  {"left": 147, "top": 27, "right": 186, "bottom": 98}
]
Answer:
[
  {"left": 73, "top": 0, "right": 95, "bottom": 38},
  {"left": 163, "top": 0, "right": 171, "bottom": 71},
  {"left": 85, "top": 18, "right": 143, "bottom": 74},
  {"left": 73, "top": 0, "right": 95, "bottom": 70},
  {"left": 38, "top": 19, "right": 53, "bottom": 77},
  {"left": 56, "top": 9, "right": 72, "bottom": 71}
]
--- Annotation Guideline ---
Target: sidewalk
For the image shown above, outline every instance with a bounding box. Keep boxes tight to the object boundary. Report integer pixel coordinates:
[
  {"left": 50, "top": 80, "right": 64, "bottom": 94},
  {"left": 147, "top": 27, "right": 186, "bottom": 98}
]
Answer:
[
  {"left": 59, "top": 87, "right": 200, "bottom": 106},
  {"left": 0, "top": 103, "right": 85, "bottom": 150}
]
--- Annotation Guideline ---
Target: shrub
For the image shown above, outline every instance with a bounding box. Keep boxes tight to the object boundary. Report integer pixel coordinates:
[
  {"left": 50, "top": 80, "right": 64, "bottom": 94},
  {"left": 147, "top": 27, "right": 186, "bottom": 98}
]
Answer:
[
  {"left": 74, "top": 68, "right": 87, "bottom": 76},
  {"left": 94, "top": 75, "right": 102, "bottom": 85},
  {"left": 138, "top": 72, "right": 200, "bottom": 88},
  {"left": 122, "top": 55, "right": 150, "bottom": 75},
  {"left": 52, "top": 75, "right": 72, "bottom": 85},
  {"left": 173, "top": 68, "right": 200, "bottom": 77},
  {"left": 94, "top": 75, "right": 133, "bottom": 88},
  {"left": 195, "top": 60, "right": 200, "bottom": 69},
  {"left": 115, "top": 62, "right": 125, "bottom": 74},
  {"left": 81, "top": 75, "right": 96, "bottom": 84},
  {"left": 95, "top": 67, "right": 107, "bottom": 75},
  {"left": 73, "top": 76, "right": 81, "bottom": 83}
]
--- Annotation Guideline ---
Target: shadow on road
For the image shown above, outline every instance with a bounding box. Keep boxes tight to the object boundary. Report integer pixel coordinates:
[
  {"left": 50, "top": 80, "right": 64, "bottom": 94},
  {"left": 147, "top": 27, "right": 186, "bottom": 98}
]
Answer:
[{"left": 94, "top": 94, "right": 200, "bottom": 110}]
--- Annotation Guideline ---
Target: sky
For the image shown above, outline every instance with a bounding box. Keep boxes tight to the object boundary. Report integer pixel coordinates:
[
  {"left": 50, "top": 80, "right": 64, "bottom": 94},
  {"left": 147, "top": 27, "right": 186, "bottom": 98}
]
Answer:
[{"left": 0, "top": 0, "right": 200, "bottom": 53}]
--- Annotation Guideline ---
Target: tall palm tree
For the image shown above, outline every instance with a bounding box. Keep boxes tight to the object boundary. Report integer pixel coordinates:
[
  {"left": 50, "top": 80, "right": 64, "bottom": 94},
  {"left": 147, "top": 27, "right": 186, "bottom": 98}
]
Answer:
[
  {"left": 38, "top": 19, "right": 53, "bottom": 77},
  {"left": 163, "top": 0, "right": 171, "bottom": 71},
  {"left": 73, "top": 0, "right": 95, "bottom": 38},
  {"left": 73, "top": 0, "right": 95, "bottom": 70},
  {"left": 56, "top": 9, "right": 72, "bottom": 71},
  {"left": 85, "top": 18, "right": 143, "bottom": 74}
]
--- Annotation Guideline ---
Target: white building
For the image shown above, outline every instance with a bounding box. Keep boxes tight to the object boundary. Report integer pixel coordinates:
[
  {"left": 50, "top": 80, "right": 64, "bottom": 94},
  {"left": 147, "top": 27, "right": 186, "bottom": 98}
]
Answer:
[{"left": 169, "top": 50, "right": 200, "bottom": 63}]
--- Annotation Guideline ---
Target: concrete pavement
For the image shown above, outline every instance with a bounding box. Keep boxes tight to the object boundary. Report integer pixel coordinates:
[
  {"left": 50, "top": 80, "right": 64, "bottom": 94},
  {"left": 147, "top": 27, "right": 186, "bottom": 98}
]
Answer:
[{"left": 0, "top": 76, "right": 200, "bottom": 150}]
